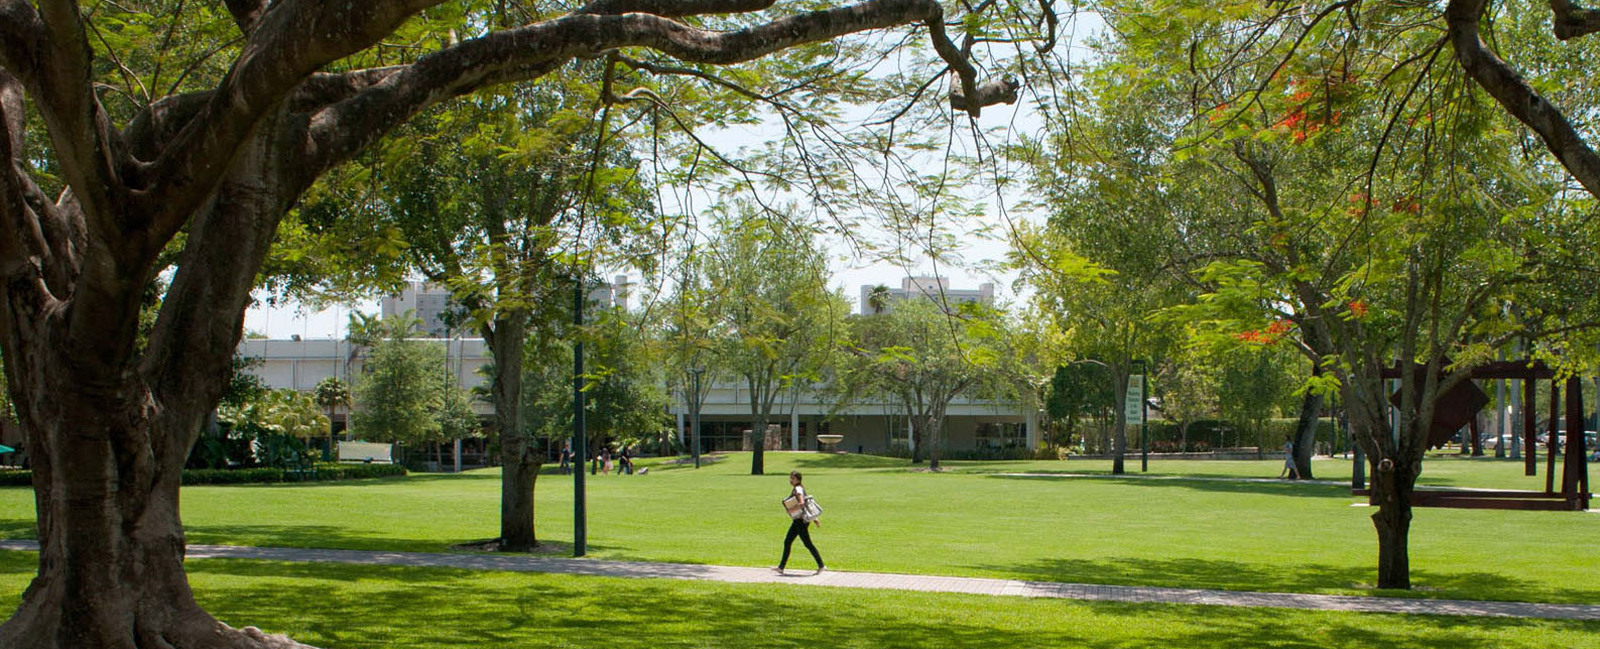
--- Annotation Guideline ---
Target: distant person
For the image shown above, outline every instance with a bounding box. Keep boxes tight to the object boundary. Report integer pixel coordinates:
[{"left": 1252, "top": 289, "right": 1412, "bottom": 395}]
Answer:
[
  {"left": 1278, "top": 435, "right": 1300, "bottom": 480},
  {"left": 601, "top": 449, "right": 612, "bottom": 475},
  {"left": 619, "top": 446, "right": 633, "bottom": 475},
  {"left": 559, "top": 442, "right": 572, "bottom": 475},
  {"left": 773, "top": 470, "right": 824, "bottom": 575}
]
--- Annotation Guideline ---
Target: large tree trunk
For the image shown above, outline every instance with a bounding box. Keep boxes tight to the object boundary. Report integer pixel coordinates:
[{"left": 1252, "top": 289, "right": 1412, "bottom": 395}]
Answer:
[
  {"left": 0, "top": 407, "right": 310, "bottom": 648},
  {"left": 1369, "top": 456, "right": 1416, "bottom": 589},
  {"left": 485, "top": 314, "right": 540, "bottom": 551},
  {"left": 0, "top": 159, "right": 311, "bottom": 647}
]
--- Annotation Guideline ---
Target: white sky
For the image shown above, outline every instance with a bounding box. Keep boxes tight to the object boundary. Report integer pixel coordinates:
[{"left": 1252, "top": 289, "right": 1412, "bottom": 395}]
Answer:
[{"left": 244, "top": 12, "right": 1103, "bottom": 339}]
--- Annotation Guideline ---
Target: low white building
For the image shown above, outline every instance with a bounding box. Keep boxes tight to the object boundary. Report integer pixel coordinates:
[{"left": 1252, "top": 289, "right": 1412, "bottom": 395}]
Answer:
[
  {"left": 383, "top": 277, "right": 630, "bottom": 337},
  {"left": 859, "top": 276, "right": 995, "bottom": 315},
  {"left": 242, "top": 272, "right": 1034, "bottom": 456},
  {"left": 671, "top": 381, "right": 1037, "bottom": 455},
  {"left": 237, "top": 337, "right": 495, "bottom": 425}
]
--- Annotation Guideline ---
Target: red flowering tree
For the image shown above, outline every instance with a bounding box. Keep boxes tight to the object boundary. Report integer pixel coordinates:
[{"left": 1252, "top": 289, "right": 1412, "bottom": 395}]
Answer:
[{"left": 1036, "top": 0, "right": 1600, "bottom": 590}]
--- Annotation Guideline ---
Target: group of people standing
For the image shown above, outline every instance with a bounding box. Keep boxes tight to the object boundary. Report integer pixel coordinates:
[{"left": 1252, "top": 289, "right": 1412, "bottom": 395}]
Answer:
[{"left": 556, "top": 443, "right": 635, "bottom": 475}]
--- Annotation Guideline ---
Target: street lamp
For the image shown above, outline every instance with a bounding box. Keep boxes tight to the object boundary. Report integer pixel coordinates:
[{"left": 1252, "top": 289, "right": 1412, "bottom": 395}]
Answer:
[
  {"left": 690, "top": 367, "right": 705, "bottom": 469},
  {"left": 573, "top": 278, "right": 587, "bottom": 557}
]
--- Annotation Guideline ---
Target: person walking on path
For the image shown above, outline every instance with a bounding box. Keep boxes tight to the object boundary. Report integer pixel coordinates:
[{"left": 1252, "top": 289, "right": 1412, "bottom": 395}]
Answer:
[
  {"left": 1278, "top": 435, "right": 1300, "bottom": 480},
  {"left": 773, "top": 470, "right": 824, "bottom": 575}
]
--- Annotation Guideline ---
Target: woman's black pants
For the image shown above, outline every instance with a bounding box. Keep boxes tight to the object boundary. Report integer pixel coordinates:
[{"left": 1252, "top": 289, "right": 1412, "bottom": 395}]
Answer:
[{"left": 779, "top": 518, "right": 823, "bottom": 570}]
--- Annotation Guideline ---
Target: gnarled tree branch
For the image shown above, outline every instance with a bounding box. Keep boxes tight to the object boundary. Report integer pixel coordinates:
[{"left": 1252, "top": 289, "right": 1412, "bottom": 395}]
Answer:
[
  {"left": 0, "top": 68, "right": 81, "bottom": 299},
  {"left": 578, "top": 0, "right": 778, "bottom": 17},
  {"left": 1550, "top": 0, "right": 1600, "bottom": 40},
  {"left": 1446, "top": 0, "right": 1600, "bottom": 197},
  {"left": 301, "top": 0, "right": 1013, "bottom": 182},
  {"left": 223, "top": 0, "right": 270, "bottom": 35},
  {"left": 144, "top": 0, "right": 446, "bottom": 249},
  {"left": 950, "top": 76, "right": 1019, "bottom": 112},
  {"left": 0, "top": 1, "right": 48, "bottom": 85},
  {"left": 9, "top": 0, "right": 126, "bottom": 239}
]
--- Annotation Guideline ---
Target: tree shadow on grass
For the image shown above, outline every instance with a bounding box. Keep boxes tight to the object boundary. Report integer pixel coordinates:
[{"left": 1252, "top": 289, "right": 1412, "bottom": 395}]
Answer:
[
  {"left": 173, "top": 559, "right": 1598, "bottom": 649},
  {"left": 782, "top": 453, "right": 915, "bottom": 471},
  {"left": 969, "top": 555, "right": 1600, "bottom": 605},
  {"left": 399, "top": 471, "right": 503, "bottom": 483},
  {"left": 187, "top": 476, "right": 419, "bottom": 491},
  {"left": 180, "top": 524, "right": 461, "bottom": 554},
  {"left": 0, "top": 520, "right": 34, "bottom": 540},
  {"left": 983, "top": 472, "right": 1354, "bottom": 500}
]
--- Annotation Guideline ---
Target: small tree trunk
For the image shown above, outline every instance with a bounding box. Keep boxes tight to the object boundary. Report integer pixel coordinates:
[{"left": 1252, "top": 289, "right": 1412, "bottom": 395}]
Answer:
[
  {"left": 1370, "top": 457, "right": 1416, "bottom": 589},
  {"left": 1112, "top": 373, "right": 1128, "bottom": 474},
  {"left": 1291, "top": 385, "right": 1322, "bottom": 479},
  {"left": 1470, "top": 417, "right": 1485, "bottom": 456},
  {"left": 1112, "top": 416, "right": 1127, "bottom": 475},
  {"left": 750, "top": 416, "right": 766, "bottom": 476},
  {"left": 909, "top": 417, "right": 925, "bottom": 464},
  {"left": 927, "top": 415, "right": 942, "bottom": 471}
]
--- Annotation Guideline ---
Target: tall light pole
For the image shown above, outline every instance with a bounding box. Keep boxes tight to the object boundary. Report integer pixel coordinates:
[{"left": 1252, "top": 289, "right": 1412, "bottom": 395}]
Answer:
[
  {"left": 690, "top": 367, "right": 704, "bottom": 469},
  {"left": 573, "top": 279, "right": 588, "bottom": 557},
  {"left": 1136, "top": 360, "right": 1149, "bottom": 473}
]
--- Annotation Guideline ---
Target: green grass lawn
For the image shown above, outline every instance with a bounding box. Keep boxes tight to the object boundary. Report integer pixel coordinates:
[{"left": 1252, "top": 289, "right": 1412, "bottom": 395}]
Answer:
[
  {"left": 1, "top": 551, "right": 1595, "bottom": 649},
  {"left": 0, "top": 452, "right": 1594, "bottom": 604},
  {"left": 945, "top": 451, "right": 1577, "bottom": 490}
]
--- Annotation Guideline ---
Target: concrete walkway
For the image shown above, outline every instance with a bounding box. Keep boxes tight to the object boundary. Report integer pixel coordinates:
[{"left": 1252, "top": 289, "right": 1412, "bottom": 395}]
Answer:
[{"left": 3, "top": 540, "right": 1597, "bottom": 621}]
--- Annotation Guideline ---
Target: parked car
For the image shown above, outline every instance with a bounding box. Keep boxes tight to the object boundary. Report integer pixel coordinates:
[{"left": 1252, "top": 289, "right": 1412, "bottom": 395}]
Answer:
[{"left": 1537, "top": 430, "right": 1598, "bottom": 449}]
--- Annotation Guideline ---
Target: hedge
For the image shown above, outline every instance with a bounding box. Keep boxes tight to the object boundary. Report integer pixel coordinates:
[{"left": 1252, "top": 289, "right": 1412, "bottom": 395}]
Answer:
[{"left": 0, "top": 463, "right": 407, "bottom": 487}]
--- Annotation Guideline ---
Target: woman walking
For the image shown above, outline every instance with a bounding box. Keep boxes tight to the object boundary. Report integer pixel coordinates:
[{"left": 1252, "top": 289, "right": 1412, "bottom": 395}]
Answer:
[
  {"left": 1278, "top": 435, "right": 1300, "bottom": 480},
  {"left": 773, "top": 470, "right": 824, "bottom": 575}
]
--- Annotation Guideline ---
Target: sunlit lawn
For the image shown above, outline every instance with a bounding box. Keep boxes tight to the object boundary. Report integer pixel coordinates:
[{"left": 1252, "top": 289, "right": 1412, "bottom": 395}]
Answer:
[
  {"left": 0, "top": 452, "right": 1594, "bottom": 604},
  {"left": 1, "top": 552, "right": 1595, "bottom": 649},
  {"left": 947, "top": 451, "right": 1574, "bottom": 491}
]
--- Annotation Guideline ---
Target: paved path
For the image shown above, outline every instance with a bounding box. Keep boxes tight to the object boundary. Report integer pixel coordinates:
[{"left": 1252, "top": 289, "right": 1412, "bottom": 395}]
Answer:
[{"left": 2, "top": 540, "right": 1596, "bottom": 621}]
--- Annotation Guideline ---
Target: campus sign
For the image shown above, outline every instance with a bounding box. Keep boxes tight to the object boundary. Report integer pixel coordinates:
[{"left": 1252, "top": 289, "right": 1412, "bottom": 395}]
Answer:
[{"left": 1124, "top": 375, "right": 1144, "bottom": 425}]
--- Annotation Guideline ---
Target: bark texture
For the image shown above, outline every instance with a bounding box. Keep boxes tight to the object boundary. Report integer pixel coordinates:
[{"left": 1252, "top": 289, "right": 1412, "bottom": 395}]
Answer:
[
  {"left": 1290, "top": 381, "right": 1321, "bottom": 479},
  {"left": 1369, "top": 457, "right": 1415, "bottom": 590},
  {"left": 486, "top": 314, "right": 540, "bottom": 551}
]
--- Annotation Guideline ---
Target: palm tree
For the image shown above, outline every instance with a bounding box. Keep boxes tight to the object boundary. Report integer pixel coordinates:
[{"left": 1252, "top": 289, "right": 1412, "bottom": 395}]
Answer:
[
  {"left": 867, "top": 285, "right": 892, "bottom": 315},
  {"left": 314, "top": 376, "right": 353, "bottom": 460}
]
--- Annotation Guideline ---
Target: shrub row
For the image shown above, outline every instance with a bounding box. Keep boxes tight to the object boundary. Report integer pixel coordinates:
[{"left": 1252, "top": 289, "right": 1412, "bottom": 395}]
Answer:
[
  {"left": 874, "top": 444, "right": 1044, "bottom": 462},
  {"left": 0, "top": 463, "right": 407, "bottom": 487}
]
